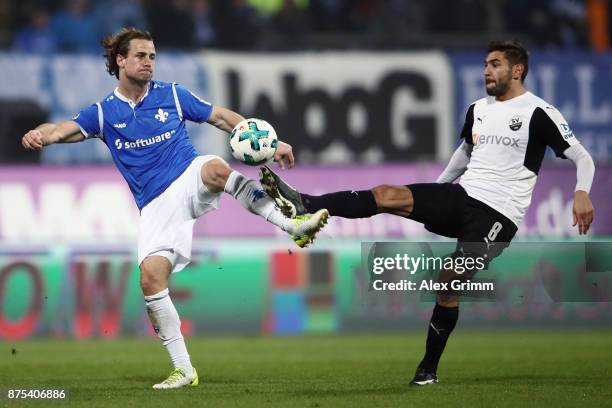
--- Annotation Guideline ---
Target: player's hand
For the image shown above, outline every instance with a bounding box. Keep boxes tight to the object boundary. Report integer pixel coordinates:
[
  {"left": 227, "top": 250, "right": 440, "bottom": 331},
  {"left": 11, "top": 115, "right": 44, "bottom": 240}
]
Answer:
[
  {"left": 273, "top": 141, "right": 295, "bottom": 170},
  {"left": 572, "top": 191, "right": 594, "bottom": 235},
  {"left": 22, "top": 129, "right": 45, "bottom": 150}
]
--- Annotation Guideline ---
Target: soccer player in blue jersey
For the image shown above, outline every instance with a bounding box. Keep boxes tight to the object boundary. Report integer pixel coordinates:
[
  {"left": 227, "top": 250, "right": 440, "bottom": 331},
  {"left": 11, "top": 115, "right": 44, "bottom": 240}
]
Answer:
[{"left": 21, "top": 28, "right": 329, "bottom": 389}]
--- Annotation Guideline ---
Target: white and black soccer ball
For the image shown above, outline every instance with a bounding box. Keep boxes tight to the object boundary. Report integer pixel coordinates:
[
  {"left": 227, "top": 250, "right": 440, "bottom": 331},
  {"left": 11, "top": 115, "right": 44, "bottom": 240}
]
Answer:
[{"left": 229, "top": 118, "right": 278, "bottom": 166}]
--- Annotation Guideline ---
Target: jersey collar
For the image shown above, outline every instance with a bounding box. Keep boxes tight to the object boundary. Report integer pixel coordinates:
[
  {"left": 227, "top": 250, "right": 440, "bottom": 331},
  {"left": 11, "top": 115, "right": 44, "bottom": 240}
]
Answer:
[
  {"left": 114, "top": 82, "right": 152, "bottom": 107},
  {"left": 489, "top": 90, "right": 531, "bottom": 104}
]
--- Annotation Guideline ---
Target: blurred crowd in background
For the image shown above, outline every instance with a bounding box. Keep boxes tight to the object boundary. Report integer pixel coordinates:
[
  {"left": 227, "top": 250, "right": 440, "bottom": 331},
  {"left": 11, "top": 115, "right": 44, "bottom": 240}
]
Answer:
[{"left": 0, "top": 0, "right": 605, "bottom": 53}]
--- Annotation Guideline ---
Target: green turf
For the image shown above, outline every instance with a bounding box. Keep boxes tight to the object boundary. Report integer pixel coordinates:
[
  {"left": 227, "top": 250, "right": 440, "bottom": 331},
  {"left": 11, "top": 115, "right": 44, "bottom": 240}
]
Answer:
[{"left": 1, "top": 330, "right": 611, "bottom": 407}]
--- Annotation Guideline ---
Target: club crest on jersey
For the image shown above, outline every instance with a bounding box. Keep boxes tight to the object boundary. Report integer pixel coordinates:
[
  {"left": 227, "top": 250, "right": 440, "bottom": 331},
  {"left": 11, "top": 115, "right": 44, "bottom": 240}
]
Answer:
[
  {"left": 559, "top": 123, "right": 575, "bottom": 140},
  {"left": 508, "top": 115, "right": 523, "bottom": 131},
  {"left": 155, "top": 108, "right": 169, "bottom": 123}
]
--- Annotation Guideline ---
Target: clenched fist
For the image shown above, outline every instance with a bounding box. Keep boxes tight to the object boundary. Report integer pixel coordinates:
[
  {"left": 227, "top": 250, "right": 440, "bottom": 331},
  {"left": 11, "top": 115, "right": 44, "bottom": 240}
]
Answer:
[{"left": 22, "top": 129, "right": 44, "bottom": 150}]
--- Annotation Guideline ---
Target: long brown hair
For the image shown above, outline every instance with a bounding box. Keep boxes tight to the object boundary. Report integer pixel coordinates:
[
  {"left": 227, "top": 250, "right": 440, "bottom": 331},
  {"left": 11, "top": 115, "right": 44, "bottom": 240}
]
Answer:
[{"left": 101, "top": 28, "right": 153, "bottom": 79}]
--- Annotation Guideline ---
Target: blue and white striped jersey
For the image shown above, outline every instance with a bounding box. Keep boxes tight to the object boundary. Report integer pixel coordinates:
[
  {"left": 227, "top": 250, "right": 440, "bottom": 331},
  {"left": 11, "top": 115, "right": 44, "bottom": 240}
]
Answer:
[{"left": 73, "top": 80, "right": 213, "bottom": 209}]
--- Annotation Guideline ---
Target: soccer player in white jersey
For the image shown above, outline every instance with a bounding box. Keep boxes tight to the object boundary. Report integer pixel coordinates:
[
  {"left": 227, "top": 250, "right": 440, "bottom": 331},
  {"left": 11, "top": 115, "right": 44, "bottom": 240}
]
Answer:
[
  {"left": 21, "top": 28, "right": 329, "bottom": 389},
  {"left": 259, "top": 40, "right": 595, "bottom": 385}
]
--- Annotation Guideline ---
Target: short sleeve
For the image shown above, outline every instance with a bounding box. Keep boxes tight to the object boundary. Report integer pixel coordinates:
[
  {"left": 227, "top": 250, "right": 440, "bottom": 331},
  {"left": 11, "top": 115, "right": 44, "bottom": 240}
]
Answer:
[
  {"left": 530, "top": 106, "right": 579, "bottom": 159},
  {"left": 172, "top": 83, "right": 213, "bottom": 123},
  {"left": 72, "top": 103, "right": 101, "bottom": 139},
  {"left": 459, "top": 104, "right": 476, "bottom": 144}
]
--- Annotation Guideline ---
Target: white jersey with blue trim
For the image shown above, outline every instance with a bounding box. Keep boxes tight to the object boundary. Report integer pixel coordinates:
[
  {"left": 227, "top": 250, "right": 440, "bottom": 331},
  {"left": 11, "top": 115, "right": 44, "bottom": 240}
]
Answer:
[{"left": 73, "top": 80, "right": 213, "bottom": 210}]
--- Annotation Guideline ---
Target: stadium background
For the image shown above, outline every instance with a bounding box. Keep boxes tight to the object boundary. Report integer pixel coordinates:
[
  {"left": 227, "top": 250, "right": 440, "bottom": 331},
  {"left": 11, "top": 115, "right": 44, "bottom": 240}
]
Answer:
[
  {"left": 0, "top": 0, "right": 610, "bottom": 341},
  {"left": 0, "top": 0, "right": 612, "bottom": 340}
]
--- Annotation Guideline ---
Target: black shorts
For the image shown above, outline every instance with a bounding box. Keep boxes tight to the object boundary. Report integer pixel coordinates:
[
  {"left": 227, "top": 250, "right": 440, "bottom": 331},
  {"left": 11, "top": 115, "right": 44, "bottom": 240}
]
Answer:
[{"left": 407, "top": 183, "right": 518, "bottom": 265}]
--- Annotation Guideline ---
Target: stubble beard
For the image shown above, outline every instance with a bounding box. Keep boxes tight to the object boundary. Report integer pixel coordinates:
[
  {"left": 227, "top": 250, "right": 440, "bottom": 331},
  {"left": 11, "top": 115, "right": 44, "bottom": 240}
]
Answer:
[
  {"left": 125, "top": 71, "right": 151, "bottom": 87},
  {"left": 486, "top": 79, "right": 512, "bottom": 97}
]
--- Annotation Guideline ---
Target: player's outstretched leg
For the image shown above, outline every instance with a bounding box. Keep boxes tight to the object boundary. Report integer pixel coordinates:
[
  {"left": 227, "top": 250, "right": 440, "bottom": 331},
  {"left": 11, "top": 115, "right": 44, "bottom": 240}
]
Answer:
[
  {"left": 260, "top": 165, "right": 307, "bottom": 217},
  {"left": 141, "top": 256, "right": 199, "bottom": 389},
  {"left": 288, "top": 209, "right": 329, "bottom": 247},
  {"left": 203, "top": 159, "right": 328, "bottom": 247},
  {"left": 260, "top": 165, "right": 382, "bottom": 219}
]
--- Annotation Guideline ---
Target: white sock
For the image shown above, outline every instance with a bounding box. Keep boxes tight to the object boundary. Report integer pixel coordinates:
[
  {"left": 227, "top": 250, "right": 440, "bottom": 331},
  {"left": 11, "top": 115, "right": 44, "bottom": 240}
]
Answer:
[
  {"left": 144, "top": 288, "right": 193, "bottom": 375},
  {"left": 224, "top": 170, "right": 292, "bottom": 231}
]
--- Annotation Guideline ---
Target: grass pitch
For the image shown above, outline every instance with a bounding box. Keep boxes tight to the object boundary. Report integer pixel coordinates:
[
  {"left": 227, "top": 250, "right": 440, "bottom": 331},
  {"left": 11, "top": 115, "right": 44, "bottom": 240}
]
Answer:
[{"left": 1, "top": 330, "right": 611, "bottom": 407}]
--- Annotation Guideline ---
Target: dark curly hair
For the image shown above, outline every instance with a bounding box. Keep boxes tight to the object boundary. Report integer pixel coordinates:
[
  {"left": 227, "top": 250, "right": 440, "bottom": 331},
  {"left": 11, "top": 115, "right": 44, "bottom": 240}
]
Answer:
[
  {"left": 101, "top": 28, "right": 153, "bottom": 79},
  {"left": 488, "top": 40, "right": 529, "bottom": 82}
]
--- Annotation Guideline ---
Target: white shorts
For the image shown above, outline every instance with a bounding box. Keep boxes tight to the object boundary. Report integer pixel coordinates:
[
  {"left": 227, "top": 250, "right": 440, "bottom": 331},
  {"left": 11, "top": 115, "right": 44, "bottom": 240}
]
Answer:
[{"left": 138, "top": 155, "right": 225, "bottom": 273}]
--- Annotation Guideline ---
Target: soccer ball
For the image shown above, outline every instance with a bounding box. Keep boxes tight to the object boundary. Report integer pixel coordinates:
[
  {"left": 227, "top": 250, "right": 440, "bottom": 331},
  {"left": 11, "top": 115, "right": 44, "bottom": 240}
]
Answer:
[{"left": 229, "top": 118, "right": 278, "bottom": 166}]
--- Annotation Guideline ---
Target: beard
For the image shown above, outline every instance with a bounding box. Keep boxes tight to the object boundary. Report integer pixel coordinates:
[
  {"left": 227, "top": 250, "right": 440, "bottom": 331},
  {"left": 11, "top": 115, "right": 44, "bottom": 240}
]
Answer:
[
  {"left": 485, "top": 78, "right": 511, "bottom": 97},
  {"left": 125, "top": 71, "right": 152, "bottom": 86}
]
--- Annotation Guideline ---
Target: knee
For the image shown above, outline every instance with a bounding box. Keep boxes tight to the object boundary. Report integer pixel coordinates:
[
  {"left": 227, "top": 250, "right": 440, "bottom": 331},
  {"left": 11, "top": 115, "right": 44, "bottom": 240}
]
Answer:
[
  {"left": 140, "top": 261, "right": 168, "bottom": 295},
  {"left": 201, "top": 158, "right": 232, "bottom": 193},
  {"left": 371, "top": 184, "right": 413, "bottom": 212},
  {"left": 437, "top": 294, "right": 460, "bottom": 308},
  {"left": 371, "top": 185, "right": 394, "bottom": 206}
]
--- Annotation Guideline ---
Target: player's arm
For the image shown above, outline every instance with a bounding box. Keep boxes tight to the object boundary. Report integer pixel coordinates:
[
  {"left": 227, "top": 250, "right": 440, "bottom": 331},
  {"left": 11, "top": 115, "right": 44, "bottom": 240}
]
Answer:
[
  {"left": 206, "top": 106, "right": 245, "bottom": 132},
  {"left": 437, "top": 103, "right": 475, "bottom": 183},
  {"left": 207, "top": 106, "right": 294, "bottom": 169},
  {"left": 22, "top": 121, "right": 85, "bottom": 150},
  {"left": 534, "top": 106, "right": 595, "bottom": 234},
  {"left": 176, "top": 83, "right": 296, "bottom": 169},
  {"left": 436, "top": 141, "right": 472, "bottom": 183},
  {"left": 564, "top": 144, "right": 595, "bottom": 235}
]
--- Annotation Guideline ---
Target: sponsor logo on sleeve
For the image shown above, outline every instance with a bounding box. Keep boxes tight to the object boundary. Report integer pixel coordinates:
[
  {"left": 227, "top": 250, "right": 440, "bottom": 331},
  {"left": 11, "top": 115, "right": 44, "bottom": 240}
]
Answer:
[{"left": 559, "top": 123, "right": 575, "bottom": 140}]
